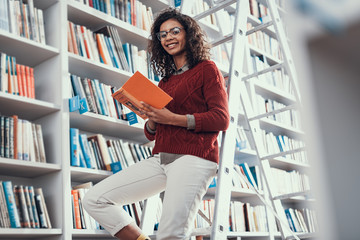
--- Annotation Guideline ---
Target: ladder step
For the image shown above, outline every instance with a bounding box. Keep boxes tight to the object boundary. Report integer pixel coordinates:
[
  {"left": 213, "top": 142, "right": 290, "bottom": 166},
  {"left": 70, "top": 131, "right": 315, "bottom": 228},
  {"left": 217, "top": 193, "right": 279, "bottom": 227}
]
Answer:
[
  {"left": 210, "top": 33, "right": 233, "bottom": 47},
  {"left": 246, "top": 20, "right": 274, "bottom": 35},
  {"left": 211, "top": 21, "right": 275, "bottom": 48},
  {"left": 248, "top": 103, "right": 298, "bottom": 121},
  {"left": 242, "top": 63, "right": 283, "bottom": 81},
  {"left": 260, "top": 147, "right": 306, "bottom": 160},
  {"left": 193, "top": 0, "right": 237, "bottom": 21},
  {"left": 273, "top": 190, "right": 312, "bottom": 201}
]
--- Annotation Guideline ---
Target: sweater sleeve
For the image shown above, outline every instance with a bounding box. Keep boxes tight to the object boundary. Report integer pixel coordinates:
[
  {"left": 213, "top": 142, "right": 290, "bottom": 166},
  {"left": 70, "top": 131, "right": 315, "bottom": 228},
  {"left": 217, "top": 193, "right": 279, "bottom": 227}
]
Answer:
[
  {"left": 144, "top": 121, "right": 156, "bottom": 141},
  {"left": 193, "top": 62, "right": 230, "bottom": 133}
]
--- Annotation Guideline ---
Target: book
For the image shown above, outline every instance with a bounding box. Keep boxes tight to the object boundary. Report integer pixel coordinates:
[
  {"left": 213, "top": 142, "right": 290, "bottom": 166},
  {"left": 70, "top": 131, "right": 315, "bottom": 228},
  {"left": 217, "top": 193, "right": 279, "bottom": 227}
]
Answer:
[
  {"left": 34, "top": 188, "right": 51, "bottom": 228},
  {"left": 2, "top": 181, "right": 21, "bottom": 228},
  {"left": 112, "top": 71, "right": 172, "bottom": 119}
]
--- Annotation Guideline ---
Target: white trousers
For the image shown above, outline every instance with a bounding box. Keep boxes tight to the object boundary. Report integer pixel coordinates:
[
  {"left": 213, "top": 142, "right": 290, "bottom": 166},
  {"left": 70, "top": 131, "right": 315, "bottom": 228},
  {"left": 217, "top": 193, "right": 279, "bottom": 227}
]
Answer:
[{"left": 83, "top": 154, "right": 217, "bottom": 240}]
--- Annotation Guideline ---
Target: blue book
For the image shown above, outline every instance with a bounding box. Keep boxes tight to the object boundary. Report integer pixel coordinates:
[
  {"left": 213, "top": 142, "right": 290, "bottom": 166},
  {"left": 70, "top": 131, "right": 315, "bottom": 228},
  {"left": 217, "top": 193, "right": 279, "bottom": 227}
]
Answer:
[
  {"left": 276, "top": 135, "right": 284, "bottom": 152},
  {"left": 2, "top": 181, "right": 21, "bottom": 228},
  {"left": 110, "top": 161, "right": 123, "bottom": 174},
  {"left": 93, "top": 79, "right": 108, "bottom": 116},
  {"left": 70, "top": 128, "right": 80, "bottom": 167},
  {"left": 110, "top": 0, "right": 115, "bottom": 17},
  {"left": 79, "top": 134, "right": 94, "bottom": 169},
  {"left": 127, "top": 0, "right": 131, "bottom": 25},
  {"left": 285, "top": 208, "right": 296, "bottom": 232},
  {"left": 105, "top": 36, "right": 120, "bottom": 68},
  {"left": 93, "top": 0, "right": 99, "bottom": 10},
  {"left": 122, "top": 43, "right": 133, "bottom": 73},
  {"left": 239, "top": 163, "right": 258, "bottom": 189},
  {"left": 99, "top": 0, "right": 105, "bottom": 13},
  {"left": 28, "top": 186, "right": 40, "bottom": 228},
  {"left": 98, "top": 82, "right": 110, "bottom": 116},
  {"left": 78, "top": 140, "right": 87, "bottom": 168}
]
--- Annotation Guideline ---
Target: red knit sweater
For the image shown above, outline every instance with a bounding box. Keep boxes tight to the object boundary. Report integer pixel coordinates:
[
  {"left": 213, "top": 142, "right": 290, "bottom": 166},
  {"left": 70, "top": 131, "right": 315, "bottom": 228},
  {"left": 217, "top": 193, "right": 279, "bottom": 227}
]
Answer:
[{"left": 144, "top": 60, "right": 230, "bottom": 163}]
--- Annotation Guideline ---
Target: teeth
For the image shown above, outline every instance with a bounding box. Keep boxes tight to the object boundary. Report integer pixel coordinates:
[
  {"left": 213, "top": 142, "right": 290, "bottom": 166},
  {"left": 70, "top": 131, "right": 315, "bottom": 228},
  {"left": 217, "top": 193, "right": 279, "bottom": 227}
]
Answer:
[{"left": 167, "top": 43, "right": 176, "bottom": 48}]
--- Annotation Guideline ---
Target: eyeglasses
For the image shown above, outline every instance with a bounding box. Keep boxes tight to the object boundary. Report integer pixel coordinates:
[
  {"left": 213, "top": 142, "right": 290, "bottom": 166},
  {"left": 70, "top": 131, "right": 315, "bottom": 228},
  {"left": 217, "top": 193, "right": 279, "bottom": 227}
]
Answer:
[{"left": 156, "top": 27, "right": 183, "bottom": 41}]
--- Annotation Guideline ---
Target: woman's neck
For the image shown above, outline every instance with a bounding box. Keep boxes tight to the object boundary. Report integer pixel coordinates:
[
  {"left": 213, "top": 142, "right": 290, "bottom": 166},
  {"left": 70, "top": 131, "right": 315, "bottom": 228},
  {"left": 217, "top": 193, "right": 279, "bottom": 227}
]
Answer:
[{"left": 173, "top": 55, "right": 187, "bottom": 70}]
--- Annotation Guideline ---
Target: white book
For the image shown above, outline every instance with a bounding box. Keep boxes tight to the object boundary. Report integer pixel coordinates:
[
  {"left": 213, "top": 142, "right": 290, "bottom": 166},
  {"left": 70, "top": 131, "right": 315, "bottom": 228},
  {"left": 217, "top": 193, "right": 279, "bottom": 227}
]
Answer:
[
  {"left": 37, "top": 9, "right": 46, "bottom": 44},
  {"left": 36, "top": 124, "right": 46, "bottom": 163},
  {"left": 16, "top": 119, "right": 23, "bottom": 160}
]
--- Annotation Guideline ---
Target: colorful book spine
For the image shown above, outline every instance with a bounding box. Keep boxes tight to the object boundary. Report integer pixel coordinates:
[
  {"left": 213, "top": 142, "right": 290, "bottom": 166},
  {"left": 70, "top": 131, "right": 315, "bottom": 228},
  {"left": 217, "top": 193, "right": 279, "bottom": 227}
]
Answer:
[{"left": 2, "top": 181, "right": 21, "bottom": 228}]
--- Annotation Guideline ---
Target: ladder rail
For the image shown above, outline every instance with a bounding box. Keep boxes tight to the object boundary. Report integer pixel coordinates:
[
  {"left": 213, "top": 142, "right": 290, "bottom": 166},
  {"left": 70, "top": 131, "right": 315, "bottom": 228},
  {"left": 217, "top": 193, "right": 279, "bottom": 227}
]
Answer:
[{"left": 209, "top": 0, "right": 250, "bottom": 239}]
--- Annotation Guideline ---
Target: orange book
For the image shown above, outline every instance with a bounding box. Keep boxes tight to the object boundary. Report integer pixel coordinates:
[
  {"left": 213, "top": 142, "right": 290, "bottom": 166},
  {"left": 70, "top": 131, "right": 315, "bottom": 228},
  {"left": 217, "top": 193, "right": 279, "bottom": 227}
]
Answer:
[
  {"left": 96, "top": 34, "right": 108, "bottom": 65},
  {"left": 30, "top": 67, "right": 34, "bottom": 98},
  {"left": 20, "top": 65, "right": 28, "bottom": 97},
  {"left": 16, "top": 64, "right": 24, "bottom": 96},
  {"left": 112, "top": 71, "right": 173, "bottom": 120},
  {"left": 68, "top": 21, "right": 79, "bottom": 55},
  {"left": 80, "top": 26, "right": 91, "bottom": 59},
  {"left": 25, "top": 66, "right": 31, "bottom": 98},
  {"left": 131, "top": 0, "right": 136, "bottom": 26},
  {"left": 71, "top": 189, "right": 82, "bottom": 229}
]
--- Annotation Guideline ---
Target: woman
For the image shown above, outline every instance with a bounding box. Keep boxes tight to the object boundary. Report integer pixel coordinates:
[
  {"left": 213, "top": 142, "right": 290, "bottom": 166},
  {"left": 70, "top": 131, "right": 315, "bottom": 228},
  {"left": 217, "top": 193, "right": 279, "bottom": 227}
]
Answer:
[{"left": 83, "top": 8, "right": 229, "bottom": 240}]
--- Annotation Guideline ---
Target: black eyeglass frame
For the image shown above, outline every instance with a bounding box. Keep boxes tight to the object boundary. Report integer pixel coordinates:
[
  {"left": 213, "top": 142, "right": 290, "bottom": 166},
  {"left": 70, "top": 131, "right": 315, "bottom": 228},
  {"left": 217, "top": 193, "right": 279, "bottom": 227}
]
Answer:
[{"left": 156, "top": 27, "right": 184, "bottom": 41}]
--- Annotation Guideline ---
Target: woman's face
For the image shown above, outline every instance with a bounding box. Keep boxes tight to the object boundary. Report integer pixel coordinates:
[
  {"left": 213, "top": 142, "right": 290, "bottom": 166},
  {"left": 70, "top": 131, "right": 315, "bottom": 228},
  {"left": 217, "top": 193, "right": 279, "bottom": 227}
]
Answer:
[{"left": 158, "top": 18, "right": 186, "bottom": 58}]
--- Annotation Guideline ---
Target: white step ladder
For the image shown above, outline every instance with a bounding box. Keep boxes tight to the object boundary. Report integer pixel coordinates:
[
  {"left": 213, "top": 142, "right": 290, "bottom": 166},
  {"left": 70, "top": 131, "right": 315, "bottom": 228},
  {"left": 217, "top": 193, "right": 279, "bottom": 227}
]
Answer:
[{"left": 181, "top": 0, "right": 307, "bottom": 239}]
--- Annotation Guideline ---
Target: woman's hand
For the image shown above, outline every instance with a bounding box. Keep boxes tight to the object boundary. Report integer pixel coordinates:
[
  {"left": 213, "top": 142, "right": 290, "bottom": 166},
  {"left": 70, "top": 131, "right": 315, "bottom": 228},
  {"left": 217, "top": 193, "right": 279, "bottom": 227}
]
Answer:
[
  {"left": 141, "top": 102, "right": 174, "bottom": 125},
  {"left": 141, "top": 102, "right": 188, "bottom": 128}
]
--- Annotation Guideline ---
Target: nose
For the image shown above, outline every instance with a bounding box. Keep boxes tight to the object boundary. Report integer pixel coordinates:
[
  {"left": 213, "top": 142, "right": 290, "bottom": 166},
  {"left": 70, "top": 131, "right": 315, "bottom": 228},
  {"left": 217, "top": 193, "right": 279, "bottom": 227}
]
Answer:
[{"left": 164, "top": 32, "right": 174, "bottom": 41}]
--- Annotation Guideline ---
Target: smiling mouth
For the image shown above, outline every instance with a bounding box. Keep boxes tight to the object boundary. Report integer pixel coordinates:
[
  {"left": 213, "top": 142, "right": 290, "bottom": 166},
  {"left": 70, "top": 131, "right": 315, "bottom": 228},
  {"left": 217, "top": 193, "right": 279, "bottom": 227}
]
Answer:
[{"left": 166, "top": 43, "right": 177, "bottom": 48}]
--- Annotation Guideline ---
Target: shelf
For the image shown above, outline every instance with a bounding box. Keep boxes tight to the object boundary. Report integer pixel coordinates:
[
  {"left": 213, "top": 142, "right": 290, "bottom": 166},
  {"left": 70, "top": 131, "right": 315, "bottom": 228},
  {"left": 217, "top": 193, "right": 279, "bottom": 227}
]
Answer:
[
  {"left": 72, "top": 229, "right": 114, "bottom": 238},
  {"left": 249, "top": 44, "right": 282, "bottom": 65},
  {"left": 253, "top": 80, "right": 296, "bottom": 105},
  {"left": 273, "top": 190, "right": 312, "bottom": 201},
  {"left": 35, "top": 0, "right": 59, "bottom": 10},
  {"left": 259, "top": 118, "right": 304, "bottom": 139},
  {"left": 140, "top": 0, "right": 170, "bottom": 13},
  {"left": 0, "top": 92, "right": 60, "bottom": 121},
  {"left": 70, "top": 111, "right": 147, "bottom": 143},
  {"left": 234, "top": 148, "right": 257, "bottom": 160},
  {"left": 281, "top": 196, "right": 316, "bottom": 205},
  {"left": 228, "top": 231, "right": 271, "bottom": 237},
  {"left": 286, "top": 232, "right": 318, "bottom": 240},
  {"left": 0, "top": 30, "right": 59, "bottom": 67},
  {"left": 67, "top": 1, "right": 150, "bottom": 49},
  {"left": 0, "top": 158, "right": 61, "bottom": 178},
  {"left": 268, "top": 157, "right": 310, "bottom": 171},
  {"left": 68, "top": 53, "right": 132, "bottom": 87},
  {"left": 71, "top": 166, "right": 112, "bottom": 183},
  {"left": 0, "top": 227, "right": 62, "bottom": 238}
]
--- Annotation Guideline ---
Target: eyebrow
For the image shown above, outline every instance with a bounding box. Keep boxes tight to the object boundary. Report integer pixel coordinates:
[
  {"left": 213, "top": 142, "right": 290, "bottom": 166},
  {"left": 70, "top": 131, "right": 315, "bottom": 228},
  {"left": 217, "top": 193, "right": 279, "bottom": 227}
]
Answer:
[{"left": 159, "top": 26, "right": 182, "bottom": 32}]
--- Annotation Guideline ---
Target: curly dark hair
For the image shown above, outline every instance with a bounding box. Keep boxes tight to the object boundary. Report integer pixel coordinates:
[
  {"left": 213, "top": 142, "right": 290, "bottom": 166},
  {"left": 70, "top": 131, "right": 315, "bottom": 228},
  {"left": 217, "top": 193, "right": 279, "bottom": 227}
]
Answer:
[{"left": 148, "top": 8, "right": 211, "bottom": 78}]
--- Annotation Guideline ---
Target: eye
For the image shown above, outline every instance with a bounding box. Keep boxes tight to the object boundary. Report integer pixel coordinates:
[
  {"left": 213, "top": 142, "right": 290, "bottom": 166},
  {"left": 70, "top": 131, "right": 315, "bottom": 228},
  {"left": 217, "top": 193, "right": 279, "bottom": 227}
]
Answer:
[
  {"left": 171, "top": 28, "right": 181, "bottom": 35},
  {"left": 159, "top": 32, "right": 167, "bottom": 39}
]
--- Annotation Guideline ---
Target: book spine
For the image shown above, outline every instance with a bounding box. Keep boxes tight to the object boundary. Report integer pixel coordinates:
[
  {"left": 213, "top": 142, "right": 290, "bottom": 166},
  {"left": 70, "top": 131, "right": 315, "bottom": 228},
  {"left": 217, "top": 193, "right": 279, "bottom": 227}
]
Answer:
[
  {"left": 70, "top": 128, "right": 80, "bottom": 167},
  {"left": 2, "top": 181, "right": 21, "bottom": 228}
]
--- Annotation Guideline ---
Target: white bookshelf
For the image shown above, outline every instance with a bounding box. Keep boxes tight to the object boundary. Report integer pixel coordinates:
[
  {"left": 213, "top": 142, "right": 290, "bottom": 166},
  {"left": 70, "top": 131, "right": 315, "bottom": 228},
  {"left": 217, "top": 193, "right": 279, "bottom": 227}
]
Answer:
[{"left": 0, "top": 0, "right": 166, "bottom": 239}]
